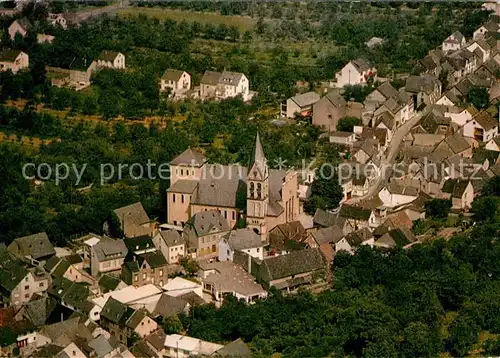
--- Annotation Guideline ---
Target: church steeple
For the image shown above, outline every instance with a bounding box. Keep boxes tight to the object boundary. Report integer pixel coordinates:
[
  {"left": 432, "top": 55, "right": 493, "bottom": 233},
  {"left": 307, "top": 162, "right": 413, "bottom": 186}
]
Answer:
[
  {"left": 248, "top": 132, "right": 268, "bottom": 180},
  {"left": 246, "top": 132, "right": 269, "bottom": 235}
]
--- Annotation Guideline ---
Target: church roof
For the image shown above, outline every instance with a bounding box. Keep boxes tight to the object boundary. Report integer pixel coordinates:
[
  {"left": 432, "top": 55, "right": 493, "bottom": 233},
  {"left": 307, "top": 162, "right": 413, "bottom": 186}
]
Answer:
[{"left": 248, "top": 133, "right": 268, "bottom": 178}]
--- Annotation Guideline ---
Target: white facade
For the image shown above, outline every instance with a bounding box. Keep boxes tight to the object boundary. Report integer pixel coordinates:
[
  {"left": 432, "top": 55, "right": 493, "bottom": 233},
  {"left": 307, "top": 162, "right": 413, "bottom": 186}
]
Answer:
[
  {"left": 378, "top": 187, "right": 418, "bottom": 208},
  {"left": 11, "top": 271, "right": 50, "bottom": 306},
  {"left": 444, "top": 108, "right": 473, "bottom": 127},
  {"left": 164, "top": 335, "right": 223, "bottom": 358},
  {"left": 467, "top": 42, "right": 491, "bottom": 62},
  {"left": 218, "top": 240, "right": 264, "bottom": 262},
  {"left": 160, "top": 71, "right": 191, "bottom": 94},
  {"left": 463, "top": 118, "right": 498, "bottom": 142},
  {"left": 0, "top": 51, "right": 29, "bottom": 74},
  {"left": 335, "top": 61, "right": 376, "bottom": 87}
]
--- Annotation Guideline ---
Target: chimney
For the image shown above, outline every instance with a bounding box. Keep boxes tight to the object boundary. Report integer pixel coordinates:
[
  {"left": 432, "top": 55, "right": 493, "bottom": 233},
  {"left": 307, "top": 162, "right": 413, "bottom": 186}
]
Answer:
[
  {"left": 260, "top": 223, "right": 267, "bottom": 243},
  {"left": 247, "top": 253, "right": 252, "bottom": 274}
]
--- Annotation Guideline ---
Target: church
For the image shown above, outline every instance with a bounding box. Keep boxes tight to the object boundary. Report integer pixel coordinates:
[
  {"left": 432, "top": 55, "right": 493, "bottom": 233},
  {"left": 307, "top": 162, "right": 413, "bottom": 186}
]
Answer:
[{"left": 166, "top": 133, "right": 300, "bottom": 239}]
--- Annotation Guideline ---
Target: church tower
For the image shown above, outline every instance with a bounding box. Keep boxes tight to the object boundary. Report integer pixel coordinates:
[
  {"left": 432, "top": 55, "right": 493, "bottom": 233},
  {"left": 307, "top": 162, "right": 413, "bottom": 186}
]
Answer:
[{"left": 246, "top": 132, "right": 269, "bottom": 238}]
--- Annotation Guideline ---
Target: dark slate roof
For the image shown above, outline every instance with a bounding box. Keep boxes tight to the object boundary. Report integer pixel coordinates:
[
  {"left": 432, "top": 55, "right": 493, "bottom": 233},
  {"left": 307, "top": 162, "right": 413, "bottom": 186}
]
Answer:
[
  {"left": 201, "top": 71, "right": 222, "bottom": 85},
  {"left": 52, "top": 259, "right": 71, "bottom": 277},
  {"left": 260, "top": 248, "right": 325, "bottom": 281},
  {"left": 92, "top": 239, "right": 128, "bottom": 262},
  {"left": 162, "top": 69, "right": 186, "bottom": 81},
  {"left": 22, "top": 297, "right": 58, "bottom": 327},
  {"left": 167, "top": 179, "right": 199, "bottom": 194},
  {"left": 323, "top": 91, "right": 347, "bottom": 108},
  {"left": 8, "top": 232, "right": 55, "bottom": 260},
  {"left": 65, "top": 254, "right": 83, "bottom": 265},
  {"left": 170, "top": 147, "right": 207, "bottom": 166},
  {"left": 98, "top": 274, "right": 121, "bottom": 293},
  {"left": 113, "top": 202, "right": 151, "bottom": 238},
  {"left": 421, "top": 111, "right": 451, "bottom": 134},
  {"left": 376, "top": 81, "right": 399, "bottom": 100},
  {"left": 351, "top": 58, "right": 371, "bottom": 72},
  {"left": 158, "top": 230, "right": 183, "bottom": 247},
  {"left": 0, "top": 247, "right": 29, "bottom": 292},
  {"left": 473, "top": 111, "right": 498, "bottom": 131},
  {"left": 248, "top": 132, "right": 267, "bottom": 180},
  {"left": 124, "top": 235, "right": 154, "bottom": 252},
  {"left": 153, "top": 294, "right": 188, "bottom": 317},
  {"left": 184, "top": 210, "right": 230, "bottom": 242},
  {"left": 311, "top": 226, "right": 344, "bottom": 245},
  {"left": 345, "top": 227, "right": 373, "bottom": 246},
  {"left": 442, "top": 179, "right": 471, "bottom": 198},
  {"left": 126, "top": 309, "right": 148, "bottom": 329},
  {"left": 405, "top": 75, "right": 440, "bottom": 94},
  {"left": 138, "top": 251, "right": 168, "bottom": 269},
  {"left": 13, "top": 17, "right": 31, "bottom": 31},
  {"left": 313, "top": 209, "right": 337, "bottom": 227},
  {"left": 130, "top": 340, "right": 157, "bottom": 358},
  {"left": 100, "top": 297, "right": 129, "bottom": 324},
  {"left": 44, "top": 256, "right": 61, "bottom": 273},
  {"left": 145, "top": 329, "right": 166, "bottom": 351},
  {"left": 0, "top": 49, "right": 24, "bottom": 62},
  {"left": 215, "top": 338, "right": 253, "bottom": 357},
  {"left": 97, "top": 50, "right": 121, "bottom": 62},
  {"left": 290, "top": 92, "right": 320, "bottom": 108},
  {"left": 219, "top": 71, "right": 244, "bottom": 85},
  {"left": 177, "top": 291, "right": 206, "bottom": 306},
  {"left": 224, "top": 229, "right": 263, "bottom": 251},
  {"left": 339, "top": 205, "right": 373, "bottom": 221}
]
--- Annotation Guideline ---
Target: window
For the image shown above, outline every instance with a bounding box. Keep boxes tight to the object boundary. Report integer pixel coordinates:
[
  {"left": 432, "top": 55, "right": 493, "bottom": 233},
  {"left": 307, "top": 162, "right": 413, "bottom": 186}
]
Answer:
[
  {"left": 134, "top": 275, "right": 138, "bottom": 282},
  {"left": 39, "top": 282, "right": 44, "bottom": 287},
  {"left": 224, "top": 210, "right": 227, "bottom": 219},
  {"left": 24, "top": 285, "right": 29, "bottom": 290},
  {"left": 257, "top": 248, "right": 260, "bottom": 252},
  {"left": 181, "top": 169, "right": 184, "bottom": 176},
  {"left": 160, "top": 269, "right": 163, "bottom": 276},
  {"left": 250, "top": 182, "right": 254, "bottom": 197},
  {"left": 181, "top": 195, "right": 184, "bottom": 203},
  {"left": 173, "top": 194, "right": 176, "bottom": 203},
  {"left": 25, "top": 293, "right": 29, "bottom": 299},
  {"left": 142, "top": 273, "right": 146, "bottom": 279},
  {"left": 232, "top": 211, "right": 235, "bottom": 220},
  {"left": 257, "top": 183, "right": 262, "bottom": 199}
]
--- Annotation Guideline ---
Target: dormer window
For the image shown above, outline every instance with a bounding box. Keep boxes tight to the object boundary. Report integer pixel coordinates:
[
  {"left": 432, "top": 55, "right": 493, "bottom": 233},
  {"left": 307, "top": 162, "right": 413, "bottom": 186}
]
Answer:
[{"left": 250, "top": 182, "right": 255, "bottom": 197}]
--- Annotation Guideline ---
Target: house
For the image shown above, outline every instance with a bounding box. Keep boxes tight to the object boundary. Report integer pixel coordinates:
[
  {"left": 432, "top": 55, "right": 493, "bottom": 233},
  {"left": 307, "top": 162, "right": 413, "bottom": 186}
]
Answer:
[
  {"left": 198, "top": 260, "right": 267, "bottom": 304},
  {"left": 339, "top": 227, "right": 375, "bottom": 253},
  {"left": 153, "top": 230, "right": 185, "bottom": 264},
  {"left": 312, "top": 91, "right": 347, "bottom": 133},
  {"left": 47, "top": 13, "right": 68, "bottom": 29},
  {"left": 365, "top": 37, "right": 384, "bottom": 49},
  {"left": 268, "top": 221, "right": 309, "bottom": 254},
  {"left": 0, "top": 49, "right": 29, "bottom": 74},
  {"left": 436, "top": 91, "right": 462, "bottom": 106},
  {"left": 163, "top": 277, "right": 203, "bottom": 298},
  {"left": 366, "top": 82, "right": 399, "bottom": 104},
  {"left": 374, "top": 228, "right": 417, "bottom": 249},
  {"left": 379, "top": 182, "right": 419, "bottom": 208},
  {"left": 164, "top": 334, "right": 223, "bottom": 358},
  {"left": 475, "top": 59, "right": 500, "bottom": 80},
  {"left": 124, "top": 235, "right": 157, "bottom": 256},
  {"left": 100, "top": 298, "right": 157, "bottom": 345},
  {"left": 183, "top": 211, "right": 230, "bottom": 259},
  {"left": 214, "top": 338, "right": 253, "bottom": 358},
  {"left": 338, "top": 204, "right": 377, "bottom": 229},
  {"left": 442, "top": 31, "right": 466, "bottom": 53},
  {"left": 47, "top": 277, "right": 90, "bottom": 311},
  {"left": 167, "top": 134, "right": 300, "bottom": 235},
  {"left": 486, "top": 136, "right": 500, "bottom": 151},
  {"left": 8, "top": 232, "right": 55, "bottom": 262},
  {"left": 329, "top": 131, "right": 357, "bottom": 146},
  {"left": 255, "top": 248, "right": 326, "bottom": 292},
  {"left": 435, "top": 132, "right": 474, "bottom": 158},
  {"left": 46, "top": 62, "right": 95, "bottom": 91},
  {"left": 160, "top": 69, "right": 191, "bottom": 97},
  {"left": 90, "top": 238, "right": 128, "bottom": 277},
  {"left": 473, "top": 20, "right": 499, "bottom": 40},
  {"left": 419, "top": 110, "right": 452, "bottom": 135},
  {"left": 462, "top": 111, "right": 499, "bottom": 142},
  {"left": 122, "top": 251, "right": 169, "bottom": 287},
  {"left": 113, "top": 202, "right": 155, "bottom": 239},
  {"left": 352, "top": 175, "right": 370, "bottom": 197},
  {"left": 335, "top": 59, "right": 377, "bottom": 87},
  {"left": 200, "top": 70, "right": 250, "bottom": 101},
  {"left": 0, "top": 247, "right": 50, "bottom": 306},
  {"left": 219, "top": 229, "right": 265, "bottom": 261},
  {"left": 95, "top": 51, "right": 126, "bottom": 70},
  {"left": 281, "top": 91, "right": 320, "bottom": 118},
  {"left": 372, "top": 92, "right": 414, "bottom": 126},
  {"left": 309, "top": 225, "right": 345, "bottom": 262},
  {"left": 8, "top": 18, "right": 30, "bottom": 40},
  {"left": 405, "top": 75, "right": 442, "bottom": 109},
  {"left": 441, "top": 179, "right": 474, "bottom": 210},
  {"left": 44, "top": 254, "right": 94, "bottom": 286},
  {"left": 98, "top": 274, "right": 127, "bottom": 294}
]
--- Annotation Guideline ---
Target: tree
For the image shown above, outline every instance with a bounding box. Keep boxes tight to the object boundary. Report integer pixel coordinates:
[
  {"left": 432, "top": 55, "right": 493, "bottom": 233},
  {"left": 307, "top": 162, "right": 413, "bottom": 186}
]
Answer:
[
  {"left": 482, "top": 176, "right": 500, "bottom": 197},
  {"left": 425, "top": 199, "right": 452, "bottom": 219},
  {"left": 162, "top": 314, "right": 183, "bottom": 334},
  {"left": 304, "top": 164, "right": 343, "bottom": 214},
  {"left": 467, "top": 86, "right": 489, "bottom": 109},
  {"left": 471, "top": 196, "right": 500, "bottom": 221},
  {"left": 336, "top": 117, "right": 362, "bottom": 132}
]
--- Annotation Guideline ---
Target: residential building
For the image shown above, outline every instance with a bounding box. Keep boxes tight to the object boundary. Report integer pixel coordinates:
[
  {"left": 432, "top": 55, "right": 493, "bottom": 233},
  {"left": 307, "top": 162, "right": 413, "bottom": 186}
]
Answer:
[
  {"left": 47, "top": 13, "right": 68, "bottom": 29},
  {"left": 90, "top": 239, "right": 128, "bottom": 277},
  {"left": 8, "top": 18, "right": 30, "bottom": 40},
  {"left": 473, "top": 19, "right": 499, "bottom": 40},
  {"left": 335, "top": 59, "right": 377, "bottom": 87},
  {"left": 268, "top": 221, "right": 309, "bottom": 254},
  {"left": 100, "top": 298, "right": 157, "bottom": 345},
  {"left": 374, "top": 228, "right": 417, "bottom": 249},
  {"left": 44, "top": 254, "right": 94, "bottom": 285},
  {"left": 281, "top": 91, "right": 320, "bottom": 118},
  {"left": 113, "top": 202, "right": 155, "bottom": 239},
  {"left": 442, "top": 31, "right": 466, "bottom": 52},
  {"left": 47, "top": 277, "right": 90, "bottom": 311},
  {"left": 122, "top": 251, "right": 168, "bottom": 287},
  {"left": 219, "top": 228, "right": 265, "bottom": 261},
  {"left": 312, "top": 91, "right": 347, "bottom": 133},
  {"left": 198, "top": 260, "right": 267, "bottom": 304},
  {"left": 467, "top": 39, "right": 492, "bottom": 63},
  {"left": 405, "top": 75, "right": 442, "bottom": 109},
  {"left": 0, "top": 247, "right": 50, "bottom": 306},
  {"left": 124, "top": 235, "right": 156, "bottom": 256},
  {"left": 462, "top": 111, "right": 499, "bottom": 142},
  {"left": 378, "top": 182, "right": 419, "bottom": 208},
  {"left": 338, "top": 204, "right": 377, "bottom": 229},
  {"left": 254, "top": 248, "right": 326, "bottom": 292},
  {"left": 95, "top": 51, "right": 126, "bottom": 70},
  {"left": 164, "top": 334, "right": 223, "bottom": 358},
  {"left": 37, "top": 34, "right": 55, "bottom": 44},
  {"left": 329, "top": 131, "right": 357, "bottom": 146},
  {"left": 183, "top": 211, "right": 230, "bottom": 259},
  {"left": 0, "top": 49, "right": 29, "bottom": 73},
  {"left": 153, "top": 230, "right": 185, "bottom": 264},
  {"left": 160, "top": 69, "right": 191, "bottom": 97},
  {"left": 46, "top": 62, "right": 95, "bottom": 90},
  {"left": 163, "top": 277, "right": 203, "bottom": 298},
  {"left": 485, "top": 136, "right": 500, "bottom": 151},
  {"left": 441, "top": 179, "right": 474, "bottom": 210},
  {"left": 200, "top": 70, "right": 250, "bottom": 101},
  {"left": 8, "top": 232, "right": 55, "bottom": 262}
]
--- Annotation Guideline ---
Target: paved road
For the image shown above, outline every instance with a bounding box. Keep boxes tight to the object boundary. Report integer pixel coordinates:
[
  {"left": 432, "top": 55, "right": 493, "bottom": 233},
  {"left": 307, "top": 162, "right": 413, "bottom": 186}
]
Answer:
[{"left": 346, "top": 111, "right": 423, "bottom": 204}]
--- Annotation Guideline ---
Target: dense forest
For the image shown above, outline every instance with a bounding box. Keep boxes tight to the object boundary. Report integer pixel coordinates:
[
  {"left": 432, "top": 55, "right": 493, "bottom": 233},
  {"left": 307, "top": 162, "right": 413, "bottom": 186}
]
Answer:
[{"left": 176, "top": 182, "right": 500, "bottom": 356}]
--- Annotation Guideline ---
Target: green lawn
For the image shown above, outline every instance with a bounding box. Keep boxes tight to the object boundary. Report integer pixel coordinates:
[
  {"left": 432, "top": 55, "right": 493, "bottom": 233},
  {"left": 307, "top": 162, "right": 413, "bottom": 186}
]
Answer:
[{"left": 118, "top": 7, "right": 256, "bottom": 32}]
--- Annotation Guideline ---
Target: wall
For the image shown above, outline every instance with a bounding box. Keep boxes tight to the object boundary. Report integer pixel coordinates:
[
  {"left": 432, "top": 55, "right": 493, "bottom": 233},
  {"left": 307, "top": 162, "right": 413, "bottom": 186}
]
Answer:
[
  {"left": 134, "top": 316, "right": 158, "bottom": 338},
  {"left": 167, "top": 191, "right": 192, "bottom": 226},
  {"left": 191, "top": 205, "right": 238, "bottom": 229}
]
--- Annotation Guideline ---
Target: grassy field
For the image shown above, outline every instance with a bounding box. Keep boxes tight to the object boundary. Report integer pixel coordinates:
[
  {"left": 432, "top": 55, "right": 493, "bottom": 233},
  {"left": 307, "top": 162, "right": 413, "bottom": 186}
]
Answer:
[{"left": 118, "top": 7, "right": 256, "bottom": 33}]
